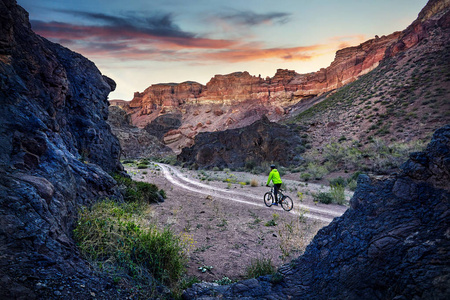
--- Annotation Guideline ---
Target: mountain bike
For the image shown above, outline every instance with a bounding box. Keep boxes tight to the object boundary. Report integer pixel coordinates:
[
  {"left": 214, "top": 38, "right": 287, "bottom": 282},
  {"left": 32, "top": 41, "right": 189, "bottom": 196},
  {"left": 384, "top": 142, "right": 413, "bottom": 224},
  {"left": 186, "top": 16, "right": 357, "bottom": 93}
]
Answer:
[{"left": 264, "top": 186, "right": 293, "bottom": 211}]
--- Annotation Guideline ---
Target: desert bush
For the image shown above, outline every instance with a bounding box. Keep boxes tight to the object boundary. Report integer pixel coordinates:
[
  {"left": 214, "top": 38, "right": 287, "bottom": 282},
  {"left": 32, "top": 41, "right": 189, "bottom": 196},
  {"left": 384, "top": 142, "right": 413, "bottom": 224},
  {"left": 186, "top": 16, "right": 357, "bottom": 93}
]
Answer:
[
  {"left": 347, "top": 179, "right": 358, "bottom": 191},
  {"left": 300, "top": 172, "right": 312, "bottom": 181},
  {"left": 250, "top": 179, "right": 259, "bottom": 187},
  {"left": 73, "top": 200, "right": 188, "bottom": 286},
  {"left": 122, "top": 159, "right": 135, "bottom": 164},
  {"left": 137, "top": 163, "right": 148, "bottom": 169},
  {"left": 113, "top": 174, "right": 164, "bottom": 203},
  {"left": 329, "top": 176, "right": 346, "bottom": 187},
  {"left": 245, "top": 257, "right": 276, "bottom": 279},
  {"left": 329, "top": 184, "right": 346, "bottom": 205},
  {"left": 312, "top": 192, "right": 333, "bottom": 204},
  {"left": 306, "top": 162, "right": 328, "bottom": 180},
  {"left": 244, "top": 160, "right": 257, "bottom": 171}
]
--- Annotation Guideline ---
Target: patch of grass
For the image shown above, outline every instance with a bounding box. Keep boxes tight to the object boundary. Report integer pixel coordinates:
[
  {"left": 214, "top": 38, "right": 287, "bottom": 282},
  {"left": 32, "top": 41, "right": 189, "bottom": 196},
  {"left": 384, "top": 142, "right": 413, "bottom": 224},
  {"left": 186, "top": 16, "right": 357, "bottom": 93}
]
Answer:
[
  {"left": 113, "top": 174, "right": 164, "bottom": 203},
  {"left": 73, "top": 199, "right": 189, "bottom": 288},
  {"left": 265, "top": 213, "right": 279, "bottom": 227},
  {"left": 245, "top": 257, "right": 276, "bottom": 279},
  {"left": 329, "top": 184, "right": 346, "bottom": 205}
]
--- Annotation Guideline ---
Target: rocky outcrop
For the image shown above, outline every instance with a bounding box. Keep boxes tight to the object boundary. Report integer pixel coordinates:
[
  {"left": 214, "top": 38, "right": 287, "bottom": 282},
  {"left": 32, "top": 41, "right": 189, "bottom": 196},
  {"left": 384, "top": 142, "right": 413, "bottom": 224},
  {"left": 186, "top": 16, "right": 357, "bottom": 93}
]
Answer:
[
  {"left": 144, "top": 113, "right": 183, "bottom": 140},
  {"left": 387, "top": 0, "right": 450, "bottom": 57},
  {"left": 183, "top": 124, "right": 450, "bottom": 299},
  {"left": 177, "top": 116, "right": 305, "bottom": 169},
  {"left": 108, "top": 106, "right": 174, "bottom": 159},
  {"left": 0, "top": 0, "right": 125, "bottom": 298}
]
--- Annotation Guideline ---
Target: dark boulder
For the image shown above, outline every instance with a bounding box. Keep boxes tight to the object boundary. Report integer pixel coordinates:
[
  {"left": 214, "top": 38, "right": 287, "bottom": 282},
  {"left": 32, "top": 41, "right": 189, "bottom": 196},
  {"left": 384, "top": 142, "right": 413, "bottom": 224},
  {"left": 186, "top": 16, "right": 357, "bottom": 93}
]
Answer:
[
  {"left": 178, "top": 115, "right": 305, "bottom": 169},
  {"left": 183, "top": 125, "right": 450, "bottom": 299},
  {"left": 0, "top": 0, "right": 126, "bottom": 298},
  {"left": 144, "top": 113, "right": 182, "bottom": 140}
]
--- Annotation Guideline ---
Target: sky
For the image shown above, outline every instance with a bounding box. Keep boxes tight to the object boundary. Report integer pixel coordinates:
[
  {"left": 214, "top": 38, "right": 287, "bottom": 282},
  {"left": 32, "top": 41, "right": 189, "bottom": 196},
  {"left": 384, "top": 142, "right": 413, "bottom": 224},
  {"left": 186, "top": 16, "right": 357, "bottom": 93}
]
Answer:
[{"left": 18, "top": 0, "right": 428, "bottom": 100}]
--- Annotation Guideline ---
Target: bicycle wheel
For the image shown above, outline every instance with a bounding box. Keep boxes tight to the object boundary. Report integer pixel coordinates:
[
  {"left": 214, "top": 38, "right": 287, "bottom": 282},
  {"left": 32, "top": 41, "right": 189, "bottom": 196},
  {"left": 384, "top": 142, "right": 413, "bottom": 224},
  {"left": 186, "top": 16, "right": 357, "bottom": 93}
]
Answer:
[
  {"left": 281, "top": 196, "right": 293, "bottom": 211},
  {"left": 264, "top": 192, "right": 274, "bottom": 207}
]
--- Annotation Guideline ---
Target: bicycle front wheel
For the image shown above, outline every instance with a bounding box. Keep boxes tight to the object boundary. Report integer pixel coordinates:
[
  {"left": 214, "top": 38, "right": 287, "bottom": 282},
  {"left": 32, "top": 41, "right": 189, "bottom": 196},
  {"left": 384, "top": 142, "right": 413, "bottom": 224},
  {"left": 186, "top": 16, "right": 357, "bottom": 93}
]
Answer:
[
  {"left": 264, "top": 192, "right": 274, "bottom": 207},
  {"left": 281, "top": 196, "right": 293, "bottom": 211}
]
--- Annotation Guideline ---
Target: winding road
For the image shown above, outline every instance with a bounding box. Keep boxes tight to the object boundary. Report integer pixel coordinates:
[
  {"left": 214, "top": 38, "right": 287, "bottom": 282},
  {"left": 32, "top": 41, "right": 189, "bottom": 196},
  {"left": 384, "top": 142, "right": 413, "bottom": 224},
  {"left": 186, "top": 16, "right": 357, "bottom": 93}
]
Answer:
[{"left": 156, "top": 163, "right": 348, "bottom": 224}]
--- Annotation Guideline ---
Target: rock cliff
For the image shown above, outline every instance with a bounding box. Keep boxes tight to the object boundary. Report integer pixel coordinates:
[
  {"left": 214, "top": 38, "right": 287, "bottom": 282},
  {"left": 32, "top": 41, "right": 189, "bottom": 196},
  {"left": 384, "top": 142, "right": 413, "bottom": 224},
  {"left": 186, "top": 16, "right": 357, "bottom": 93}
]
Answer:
[
  {"left": 183, "top": 124, "right": 450, "bottom": 299},
  {"left": 108, "top": 106, "right": 173, "bottom": 159},
  {"left": 0, "top": 0, "right": 125, "bottom": 298},
  {"left": 177, "top": 116, "right": 305, "bottom": 169}
]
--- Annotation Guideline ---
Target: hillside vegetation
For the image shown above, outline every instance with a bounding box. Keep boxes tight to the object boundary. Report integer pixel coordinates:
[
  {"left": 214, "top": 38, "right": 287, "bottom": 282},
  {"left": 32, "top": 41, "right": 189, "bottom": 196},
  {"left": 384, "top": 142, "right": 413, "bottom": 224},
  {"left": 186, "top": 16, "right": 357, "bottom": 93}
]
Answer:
[{"left": 285, "top": 32, "right": 450, "bottom": 177}]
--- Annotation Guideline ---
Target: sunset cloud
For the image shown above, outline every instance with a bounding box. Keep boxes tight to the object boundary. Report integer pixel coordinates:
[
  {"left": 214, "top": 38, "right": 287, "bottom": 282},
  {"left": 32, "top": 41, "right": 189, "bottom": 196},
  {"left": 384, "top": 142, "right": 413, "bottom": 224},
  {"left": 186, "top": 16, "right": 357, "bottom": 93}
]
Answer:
[
  {"left": 216, "top": 10, "right": 291, "bottom": 26},
  {"left": 31, "top": 15, "right": 366, "bottom": 64},
  {"left": 55, "top": 10, "right": 194, "bottom": 38},
  {"left": 31, "top": 19, "right": 238, "bottom": 50}
]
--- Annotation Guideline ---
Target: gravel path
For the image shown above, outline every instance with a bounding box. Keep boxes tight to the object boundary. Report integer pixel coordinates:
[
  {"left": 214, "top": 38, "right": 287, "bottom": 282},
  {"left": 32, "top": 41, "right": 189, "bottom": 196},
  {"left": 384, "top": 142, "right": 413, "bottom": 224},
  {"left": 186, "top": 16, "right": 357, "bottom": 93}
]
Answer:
[{"left": 158, "top": 164, "right": 346, "bottom": 223}]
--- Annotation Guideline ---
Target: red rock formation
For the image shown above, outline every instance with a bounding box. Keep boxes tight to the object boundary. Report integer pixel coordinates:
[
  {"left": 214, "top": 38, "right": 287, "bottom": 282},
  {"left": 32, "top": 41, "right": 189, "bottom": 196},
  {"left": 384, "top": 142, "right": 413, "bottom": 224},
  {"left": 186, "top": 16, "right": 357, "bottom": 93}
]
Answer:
[
  {"left": 125, "top": 32, "right": 400, "bottom": 122},
  {"left": 110, "top": 0, "right": 448, "bottom": 153}
]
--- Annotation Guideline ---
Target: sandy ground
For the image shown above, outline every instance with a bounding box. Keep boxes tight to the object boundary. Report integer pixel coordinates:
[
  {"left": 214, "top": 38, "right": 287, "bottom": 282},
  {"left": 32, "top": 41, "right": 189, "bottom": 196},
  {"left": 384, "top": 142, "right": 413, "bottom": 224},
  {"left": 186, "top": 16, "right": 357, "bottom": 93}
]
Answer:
[{"left": 126, "top": 163, "right": 350, "bottom": 282}]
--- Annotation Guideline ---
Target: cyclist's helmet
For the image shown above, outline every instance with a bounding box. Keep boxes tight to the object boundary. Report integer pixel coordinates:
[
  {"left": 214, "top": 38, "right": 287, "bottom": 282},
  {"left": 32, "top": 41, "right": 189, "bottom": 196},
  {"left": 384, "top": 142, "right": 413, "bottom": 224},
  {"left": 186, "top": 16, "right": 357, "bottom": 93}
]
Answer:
[{"left": 270, "top": 164, "right": 276, "bottom": 168}]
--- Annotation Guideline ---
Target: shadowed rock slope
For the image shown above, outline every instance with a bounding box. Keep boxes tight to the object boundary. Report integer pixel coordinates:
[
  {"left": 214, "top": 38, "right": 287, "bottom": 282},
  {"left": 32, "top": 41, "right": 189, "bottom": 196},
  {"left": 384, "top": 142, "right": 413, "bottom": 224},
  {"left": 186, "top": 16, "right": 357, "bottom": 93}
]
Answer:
[
  {"left": 0, "top": 0, "right": 127, "bottom": 298},
  {"left": 177, "top": 116, "right": 305, "bottom": 169},
  {"left": 108, "top": 106, "right": 174, "bottom": 159},
  {"left": 183, "top": 124, "right": 450, "bottom": 299}
]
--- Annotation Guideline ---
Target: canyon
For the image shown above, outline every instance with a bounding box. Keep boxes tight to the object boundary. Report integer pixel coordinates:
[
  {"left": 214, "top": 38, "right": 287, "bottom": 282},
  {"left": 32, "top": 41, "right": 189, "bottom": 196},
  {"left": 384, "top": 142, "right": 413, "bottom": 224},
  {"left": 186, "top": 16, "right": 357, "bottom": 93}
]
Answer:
[
  {"left": 0, "top": 0, "right": 449, "bottom": 299},
  {"left": 111, "top": 0, "right": 442, "bottom": 154},
  {"left": 111, "top": 33, "right": 403, "bottom": 153}
]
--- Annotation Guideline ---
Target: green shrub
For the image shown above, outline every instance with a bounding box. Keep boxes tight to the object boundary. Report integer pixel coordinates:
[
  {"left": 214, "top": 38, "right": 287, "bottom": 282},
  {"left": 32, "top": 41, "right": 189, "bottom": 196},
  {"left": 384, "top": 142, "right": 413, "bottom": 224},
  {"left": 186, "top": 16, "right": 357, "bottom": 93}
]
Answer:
[
  {"left": 306, "top": 162, "right": 328, "bottom": 180},
  {"left": 300, "top": 172, "right": 312, "bottom": 181},
  {"left": 113, "top": 174, "right": 164, "bottom": 203},
  {"left": 330, "top": 184, "right": 346, "bottom": 205},
  {"left": 347, "top": 179, "right": 358, "bottom": 191},
  {"left": 245, "top": 257, "right": 276, "bottom": 279},
  {"left": 73, "top": 200, "right": 188, "bottom": 286},
  {"left": 312, "top": 192, "right": 333, "bottom": 204},
  {"left": 137, "top": 164, "right": 148, "bottom": 169},
  {"left": 214, "top": 277, "right": 233, "bottom": 285},
  {"left": 329, "top": 176, "right": 346, "bottom": 187},
  {"left": 244, "top": 160, "right": 257, "bottom": 171}
]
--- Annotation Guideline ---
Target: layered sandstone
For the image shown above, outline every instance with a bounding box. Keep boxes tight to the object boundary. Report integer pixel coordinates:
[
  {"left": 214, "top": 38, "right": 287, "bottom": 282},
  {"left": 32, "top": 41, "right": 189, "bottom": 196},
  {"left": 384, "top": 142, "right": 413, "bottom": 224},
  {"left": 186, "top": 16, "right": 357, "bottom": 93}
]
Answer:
[
  {"left": 122, "top": 33, "right": 402, "bottom": 125},
  {"left": 117, "top": 28, "right": 404, "bottom": 152}
]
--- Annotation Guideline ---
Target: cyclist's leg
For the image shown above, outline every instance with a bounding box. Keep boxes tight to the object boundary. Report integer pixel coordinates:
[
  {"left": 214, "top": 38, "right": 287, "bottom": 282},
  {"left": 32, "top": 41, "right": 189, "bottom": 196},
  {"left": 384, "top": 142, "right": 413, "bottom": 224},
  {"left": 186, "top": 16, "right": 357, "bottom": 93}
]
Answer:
[{"left": 274, "top": 184, "right": 281, "bottom": 203}]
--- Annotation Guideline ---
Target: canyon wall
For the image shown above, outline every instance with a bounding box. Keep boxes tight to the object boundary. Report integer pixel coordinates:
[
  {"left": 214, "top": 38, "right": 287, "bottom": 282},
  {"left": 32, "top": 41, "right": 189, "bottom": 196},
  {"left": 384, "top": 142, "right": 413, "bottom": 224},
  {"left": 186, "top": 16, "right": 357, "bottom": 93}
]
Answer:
[
  {"left": 0, "top": 0, "right": 126, "bottom": 298},
  {"left": 115, "top": 2, "right": 444, "bottom": 152}
]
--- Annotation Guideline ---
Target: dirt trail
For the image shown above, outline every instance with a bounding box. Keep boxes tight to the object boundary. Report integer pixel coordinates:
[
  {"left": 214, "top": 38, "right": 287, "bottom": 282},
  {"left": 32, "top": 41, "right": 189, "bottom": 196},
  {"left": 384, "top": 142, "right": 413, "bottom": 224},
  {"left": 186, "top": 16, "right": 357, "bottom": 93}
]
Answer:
[
  {"left": 158, "top": 164, "right": 345, "bottom": 223},
  {"left": 127, "top": 163, "right": 350, "bottom": 281}
]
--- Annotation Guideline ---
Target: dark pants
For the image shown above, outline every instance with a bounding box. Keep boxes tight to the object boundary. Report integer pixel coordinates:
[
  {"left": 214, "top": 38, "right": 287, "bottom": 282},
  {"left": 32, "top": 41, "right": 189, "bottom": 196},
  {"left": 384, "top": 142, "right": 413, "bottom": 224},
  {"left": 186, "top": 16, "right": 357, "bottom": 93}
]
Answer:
[{"left": 274, "top": 183, "right": 282, "bottom": 202}]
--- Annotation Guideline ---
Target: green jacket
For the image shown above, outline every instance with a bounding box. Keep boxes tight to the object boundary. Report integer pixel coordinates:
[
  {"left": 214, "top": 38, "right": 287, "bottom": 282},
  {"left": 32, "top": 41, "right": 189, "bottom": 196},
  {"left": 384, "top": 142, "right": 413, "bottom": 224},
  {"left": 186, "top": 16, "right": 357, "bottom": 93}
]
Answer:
[{"left": 267, "top": 169, "right": 282, "bottom": 185}]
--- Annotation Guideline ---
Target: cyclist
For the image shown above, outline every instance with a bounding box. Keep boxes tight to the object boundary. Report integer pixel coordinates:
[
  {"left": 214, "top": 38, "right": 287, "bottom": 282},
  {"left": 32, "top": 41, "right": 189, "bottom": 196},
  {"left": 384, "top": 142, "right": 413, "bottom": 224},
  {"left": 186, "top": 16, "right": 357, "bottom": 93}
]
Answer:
[{"left": 266, "top": 164, "right": 282, "bottom": 205}]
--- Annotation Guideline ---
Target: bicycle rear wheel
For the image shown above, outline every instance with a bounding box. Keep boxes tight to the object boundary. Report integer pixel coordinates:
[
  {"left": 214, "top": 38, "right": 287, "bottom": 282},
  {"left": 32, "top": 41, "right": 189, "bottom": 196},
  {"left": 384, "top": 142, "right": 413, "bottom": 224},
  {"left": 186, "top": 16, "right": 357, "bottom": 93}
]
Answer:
[
  {"left": 264, "top": 192, "right": 274, "bottom": 207},
  {"left": 281, "top": 196, "right": 293, "bottom": 211}
]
